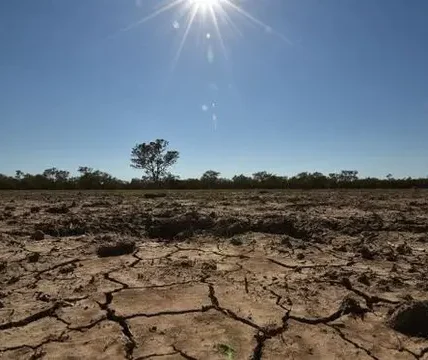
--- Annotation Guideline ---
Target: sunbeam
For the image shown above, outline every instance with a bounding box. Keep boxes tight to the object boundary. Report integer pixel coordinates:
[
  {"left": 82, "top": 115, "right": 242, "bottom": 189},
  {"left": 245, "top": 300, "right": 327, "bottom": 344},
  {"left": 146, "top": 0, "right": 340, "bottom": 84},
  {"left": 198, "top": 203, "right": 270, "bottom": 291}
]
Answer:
[
  {"left": 209, "top": 6, "right": 228, "bottom": 59},
  {"left": 171, "top": 4, "right": 199, "bottom": 70},
  {"left": 120, "top": 0, "right": 186, "bottom": 33},
  {"left": 222, "top": 0, "right": 293, "bottom": 44},
  {"left": 115, "top": 0, "right": 291, "bottom": 66}
]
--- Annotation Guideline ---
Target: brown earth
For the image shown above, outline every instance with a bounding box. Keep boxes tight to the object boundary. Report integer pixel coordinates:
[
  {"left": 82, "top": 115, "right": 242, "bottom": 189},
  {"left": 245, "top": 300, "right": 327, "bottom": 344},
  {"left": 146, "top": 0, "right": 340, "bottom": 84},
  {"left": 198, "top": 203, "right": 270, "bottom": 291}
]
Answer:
[{"left": 0, "top": 189, "right": 427, "bottom": 360}]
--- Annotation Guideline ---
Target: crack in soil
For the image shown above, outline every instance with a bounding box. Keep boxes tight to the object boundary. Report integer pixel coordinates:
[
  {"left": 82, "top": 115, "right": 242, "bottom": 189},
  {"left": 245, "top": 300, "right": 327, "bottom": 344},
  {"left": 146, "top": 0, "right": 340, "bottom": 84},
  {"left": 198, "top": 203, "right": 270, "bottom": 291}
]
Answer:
[
  {"left": 34, "top": 258, "right": 80, "bottom": 277},
  {"left": 0, "top": 330, "right": 68, "bottom": 353},
  {"left": 2, "top": 191, "right": 427, "bottom": 359},
  {"left": 124, "top": 307, "right": 214, "bottom": 320},
  {"left": 338, "top": 278, "right": 401, "bottom": 308},
  {"left": 329, "top": 325, "right": 380, "bottom": 360},
  {"left": 172, "top": 345, "right": 198, "bottom": 360},
  {"left": 268, "top": 258, "right": 348, "bottom": 271},
  {"left": 98, "top": 292, "right": 136, "bottom": 359},
  {"left": 0, "top": 302, "right": 61, "bottom": 330},
  {"left": 289, "top": 295, "right": 368, "bottom": 325},
  {"left": 134, "top": 352, "right": 179, "bottom": 359}
]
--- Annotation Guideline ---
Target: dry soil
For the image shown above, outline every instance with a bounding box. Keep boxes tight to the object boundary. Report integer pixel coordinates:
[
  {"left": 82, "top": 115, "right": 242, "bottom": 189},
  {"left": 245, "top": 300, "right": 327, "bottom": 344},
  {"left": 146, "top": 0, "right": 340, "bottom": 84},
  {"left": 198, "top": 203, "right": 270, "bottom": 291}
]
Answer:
[{"left": 0, "top": 190, "right": 427, "bottom": 359}]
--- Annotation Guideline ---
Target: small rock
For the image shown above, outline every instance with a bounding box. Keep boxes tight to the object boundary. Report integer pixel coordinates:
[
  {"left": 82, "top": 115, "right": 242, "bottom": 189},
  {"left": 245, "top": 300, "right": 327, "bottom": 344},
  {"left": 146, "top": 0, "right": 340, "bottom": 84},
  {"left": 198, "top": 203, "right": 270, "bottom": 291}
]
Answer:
[
  {"left": 388, "top": 301, "right": 428, "bottom": 338},
  {"left": 31, "top": 230, "right": 45, "bottom": 241}
]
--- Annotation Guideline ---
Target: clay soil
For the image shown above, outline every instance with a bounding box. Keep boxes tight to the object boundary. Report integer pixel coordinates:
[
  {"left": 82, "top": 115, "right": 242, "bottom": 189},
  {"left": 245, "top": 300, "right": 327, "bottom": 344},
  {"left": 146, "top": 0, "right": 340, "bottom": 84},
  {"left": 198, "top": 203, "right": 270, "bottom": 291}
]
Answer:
[{"left": 0, "top": 189, "right": 427, "bottom": 360}]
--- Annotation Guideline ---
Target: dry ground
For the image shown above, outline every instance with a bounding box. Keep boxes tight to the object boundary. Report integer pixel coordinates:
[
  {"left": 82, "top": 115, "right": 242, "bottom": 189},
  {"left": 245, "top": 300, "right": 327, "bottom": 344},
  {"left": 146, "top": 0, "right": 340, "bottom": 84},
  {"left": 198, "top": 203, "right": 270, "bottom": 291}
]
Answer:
[{"left": 0, "top": 189, "right": 427, "bottom": 360}]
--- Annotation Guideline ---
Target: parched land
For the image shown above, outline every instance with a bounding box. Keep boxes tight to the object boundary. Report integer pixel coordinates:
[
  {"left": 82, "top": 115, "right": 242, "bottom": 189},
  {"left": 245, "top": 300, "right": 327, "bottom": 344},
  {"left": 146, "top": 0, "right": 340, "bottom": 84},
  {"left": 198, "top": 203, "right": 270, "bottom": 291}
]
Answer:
[{"left": 0, "top": 190, "right": 427, "bottom": 360}]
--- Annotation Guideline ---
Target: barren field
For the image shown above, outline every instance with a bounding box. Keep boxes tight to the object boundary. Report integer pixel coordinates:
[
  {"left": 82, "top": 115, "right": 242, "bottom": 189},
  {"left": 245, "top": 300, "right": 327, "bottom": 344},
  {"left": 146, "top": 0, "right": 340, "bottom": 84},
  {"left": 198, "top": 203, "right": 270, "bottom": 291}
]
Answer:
[{"left": 0, "top": 190, "right": 427, "bottom": 360}]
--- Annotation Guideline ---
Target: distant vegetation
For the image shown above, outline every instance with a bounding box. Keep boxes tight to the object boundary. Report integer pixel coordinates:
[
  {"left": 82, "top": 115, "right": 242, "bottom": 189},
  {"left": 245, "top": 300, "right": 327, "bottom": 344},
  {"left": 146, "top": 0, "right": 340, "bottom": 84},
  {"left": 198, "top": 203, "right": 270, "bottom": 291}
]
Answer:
[
  {"left": 2, "top": 169, "right": 427, "bottom": 190},
  {"left": 1, "top": 139, "right": 427, "bottom": 190}
]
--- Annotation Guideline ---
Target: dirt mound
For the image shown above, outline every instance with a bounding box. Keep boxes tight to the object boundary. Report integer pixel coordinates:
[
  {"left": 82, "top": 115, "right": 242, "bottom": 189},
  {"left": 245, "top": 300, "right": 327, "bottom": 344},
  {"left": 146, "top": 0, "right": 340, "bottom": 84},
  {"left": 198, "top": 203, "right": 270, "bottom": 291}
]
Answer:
[
  {"left": 45, "top": 204, "right": 69, "bottom": 214},
  {"left": 252, "top": 216, "right": 310, "bottom": 239},
  {"left": 146, "top": 212, "right": 215, "bottom": 239},
  {"left": 144, "top": 193, "right": 167, "bottom": 199},
  {"left": 388, "top": 301, "right": 428, "bottom": 338},
  {"left": 213, "top": 217, "right": 250, "bottom": 237},
  {"left": 96, "top": 234, "right": 136, "bottom": 257},
  {"left": 35, "top": 218, "right": 87, "bottom": 237},
  {"left": 31, "top": 230, "right": 45, "bottom": 241}
]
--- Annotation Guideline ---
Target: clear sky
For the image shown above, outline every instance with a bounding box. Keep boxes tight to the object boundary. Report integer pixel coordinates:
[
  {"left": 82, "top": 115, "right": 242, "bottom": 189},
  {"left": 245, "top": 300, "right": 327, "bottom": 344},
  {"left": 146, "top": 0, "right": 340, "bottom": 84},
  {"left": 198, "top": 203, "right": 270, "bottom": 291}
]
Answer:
[{"left": 1, "top": 0, "right": 427, "bottom": 180}]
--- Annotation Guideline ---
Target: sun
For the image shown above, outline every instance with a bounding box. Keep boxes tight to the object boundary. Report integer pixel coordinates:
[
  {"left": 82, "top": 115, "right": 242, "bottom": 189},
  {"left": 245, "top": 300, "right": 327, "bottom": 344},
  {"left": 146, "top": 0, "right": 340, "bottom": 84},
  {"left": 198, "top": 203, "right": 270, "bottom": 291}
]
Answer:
[
  {"left": 189, "top": 0, "right": 221, "bottom": 5},
  {"left": 117, "top": 0, "right": 290, "bottom": 67}
]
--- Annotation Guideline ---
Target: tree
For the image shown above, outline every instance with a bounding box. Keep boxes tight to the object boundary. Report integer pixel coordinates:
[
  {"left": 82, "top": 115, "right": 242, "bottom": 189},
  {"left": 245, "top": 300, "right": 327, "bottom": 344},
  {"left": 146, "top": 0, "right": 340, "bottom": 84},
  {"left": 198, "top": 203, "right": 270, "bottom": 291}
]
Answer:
[
  {"left": 252, "top": 171, "right": 273, "bottom": 182},
  {"left": 232, "top": 174, "right": 252, "bottom": 188},
  {"left": 201, "top": 170, "right": 220, "bottom": 187},
  {"left": 15, "top": 170, "right": 24, "bottom": 180},
  {"left": 339, "top": 170, "right": 359, "bottom": 182},
  {"left": 78, "top": 166, "right": 93, "bottom": 175},
  {"left": 130, "top": 139, "right": 179, "bottom": 185}
]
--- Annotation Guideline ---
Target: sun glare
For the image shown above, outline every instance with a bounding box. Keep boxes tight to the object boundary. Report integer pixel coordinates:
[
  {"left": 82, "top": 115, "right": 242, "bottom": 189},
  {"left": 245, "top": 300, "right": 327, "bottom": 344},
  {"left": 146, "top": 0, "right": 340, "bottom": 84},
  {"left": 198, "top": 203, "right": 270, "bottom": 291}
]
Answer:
[{"left": 116, "top": 0, "right": 290, "bottom": 68}]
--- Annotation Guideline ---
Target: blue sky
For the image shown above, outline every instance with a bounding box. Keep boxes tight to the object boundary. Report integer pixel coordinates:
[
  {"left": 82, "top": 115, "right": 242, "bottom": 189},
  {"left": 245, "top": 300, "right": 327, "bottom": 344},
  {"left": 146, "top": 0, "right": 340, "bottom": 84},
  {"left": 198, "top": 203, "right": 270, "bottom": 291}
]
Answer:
[{"left": 1, "top": 0, "right": 427, "bottom": 179}]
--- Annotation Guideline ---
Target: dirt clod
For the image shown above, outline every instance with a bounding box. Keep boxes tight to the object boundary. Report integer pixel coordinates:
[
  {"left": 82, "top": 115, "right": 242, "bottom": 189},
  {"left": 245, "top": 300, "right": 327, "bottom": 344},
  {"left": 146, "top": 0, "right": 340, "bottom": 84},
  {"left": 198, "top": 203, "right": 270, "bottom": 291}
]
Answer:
[
  {"left": 359, "top": 245, "right": 375, "bottom": 260},
  {"left": 96, "top": 240, "right": 136, "bottom": 257},
  {"left": 46, "top": 204, "right": 69, "bottom": 214},
  {"left": 31, "top": 230, "right": 45, "bottom": 241},
  {"left": 27, "top": 252, "right": 40, "bottom": 263},
  {"left": 388, "top": 301, "right": 428, "bottom": 338},
  {"left": 340, "top": 295, "right": 368, "bottom": 319},
  {"left": 144, "top": 193, "right": 167, "bottom": 199},
  {"left": 230, "top": 237, "right": 243, "bottom": 246},
  {"left": 296, "top": 252, "right": 305, "bottom": 260},
  {"left": 396, "top": 242, "right": 412, "bottom": 255}
]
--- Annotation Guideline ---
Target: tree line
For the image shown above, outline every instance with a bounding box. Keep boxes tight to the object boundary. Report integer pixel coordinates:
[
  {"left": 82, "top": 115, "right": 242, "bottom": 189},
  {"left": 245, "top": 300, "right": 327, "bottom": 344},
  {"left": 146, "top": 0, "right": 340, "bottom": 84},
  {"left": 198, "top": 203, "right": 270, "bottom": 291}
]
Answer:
[{"left": 1, "top": 139, "right": 427, "bottom": 190}]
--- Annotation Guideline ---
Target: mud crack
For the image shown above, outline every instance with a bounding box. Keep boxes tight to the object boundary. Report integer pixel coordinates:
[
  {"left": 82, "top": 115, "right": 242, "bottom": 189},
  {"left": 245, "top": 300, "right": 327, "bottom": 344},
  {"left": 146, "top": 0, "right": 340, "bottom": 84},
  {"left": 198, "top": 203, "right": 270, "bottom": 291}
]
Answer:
[
  {"left": 208, "top": 284, "right": 290, "bottom": 360},
  {"left": 98, "top": 292, "right": 136, "bottom": 359},
  {"left": 339, "top": 277, "right": 400, "bottom": 308},
  {"left": 172, "top": 345, "right": 198, "bottom": 360},
  {"left": 268, "top": 258, "right": 348, "bottom": 271},
  {"left": 289, "top": 295, "right": 368, "bottom": 325},
  {"left": 329, "top": 325, "right": 380, "bottom": 360},
  {"left": 0, "top": 302, "right": 61, "bottom": 330}
]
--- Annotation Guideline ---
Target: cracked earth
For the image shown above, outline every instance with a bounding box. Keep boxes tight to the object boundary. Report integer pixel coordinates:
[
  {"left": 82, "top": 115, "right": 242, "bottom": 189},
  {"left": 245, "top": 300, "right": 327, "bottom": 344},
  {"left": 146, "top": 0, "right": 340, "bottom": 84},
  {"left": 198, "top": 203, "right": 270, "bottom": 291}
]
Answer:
[{"left": 0, "top": 190, "right": 427, "bottom": 359}]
